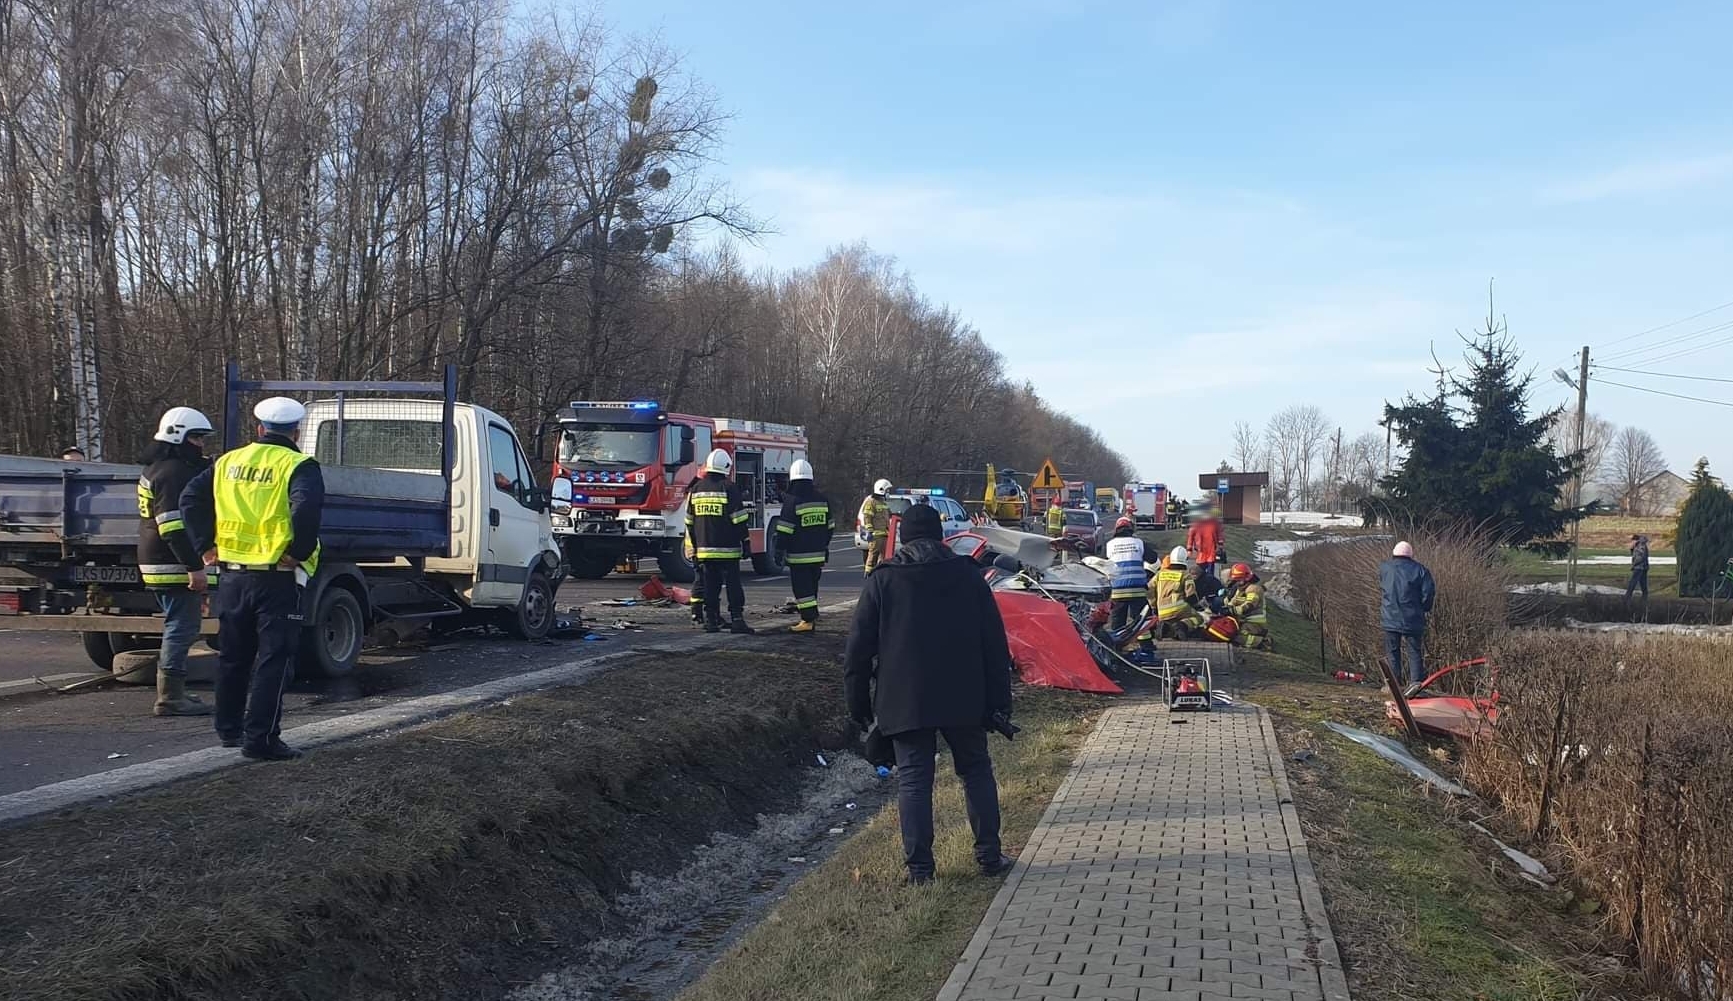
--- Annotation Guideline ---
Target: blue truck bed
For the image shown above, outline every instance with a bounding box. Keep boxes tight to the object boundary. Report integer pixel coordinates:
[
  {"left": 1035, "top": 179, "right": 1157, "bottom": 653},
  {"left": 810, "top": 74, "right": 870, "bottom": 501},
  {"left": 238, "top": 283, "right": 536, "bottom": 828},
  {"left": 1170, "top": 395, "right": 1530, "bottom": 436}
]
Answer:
[{"left": 0, "top": 456, "right": 448, "bottom": 564}]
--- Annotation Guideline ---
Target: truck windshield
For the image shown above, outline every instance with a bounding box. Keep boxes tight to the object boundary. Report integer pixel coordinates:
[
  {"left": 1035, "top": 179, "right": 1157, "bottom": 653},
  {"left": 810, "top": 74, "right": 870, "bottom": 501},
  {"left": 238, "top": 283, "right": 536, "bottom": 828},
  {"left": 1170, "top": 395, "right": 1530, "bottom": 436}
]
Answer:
[{"left": 559, "top": 426, "right": 659, "bottom": 469}]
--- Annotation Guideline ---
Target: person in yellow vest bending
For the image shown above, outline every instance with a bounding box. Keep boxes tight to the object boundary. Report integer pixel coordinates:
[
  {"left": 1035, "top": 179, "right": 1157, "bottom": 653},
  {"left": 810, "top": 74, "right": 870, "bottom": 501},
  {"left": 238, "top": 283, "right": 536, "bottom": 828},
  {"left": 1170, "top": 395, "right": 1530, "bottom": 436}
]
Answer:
[
  {"left": 1152, "top": 546, "right": 1206, "bottom": 639},
  {"left": 182, "top": 396, "right": 324, "bottom": 762}
]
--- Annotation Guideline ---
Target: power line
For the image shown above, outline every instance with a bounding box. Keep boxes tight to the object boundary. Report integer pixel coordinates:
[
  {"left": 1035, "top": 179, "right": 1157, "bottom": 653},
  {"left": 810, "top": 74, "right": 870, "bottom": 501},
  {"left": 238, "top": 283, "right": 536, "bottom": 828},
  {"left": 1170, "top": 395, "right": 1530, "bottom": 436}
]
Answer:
[
  {"left": 1595, "top": 364, "right": 1733, "bottom": 384},
  {"left": 1595, "top": 377, "right": 1733, "bottom": 408},
  {"left": 1613, "top": 330, "right": 1733, "bottom": 368},
  {"left": 1599, "top": 318, "right": 1733, "bottom": 362},
  {"left": 1594, "top": 298, "right": 1733, "bottom": 352}
]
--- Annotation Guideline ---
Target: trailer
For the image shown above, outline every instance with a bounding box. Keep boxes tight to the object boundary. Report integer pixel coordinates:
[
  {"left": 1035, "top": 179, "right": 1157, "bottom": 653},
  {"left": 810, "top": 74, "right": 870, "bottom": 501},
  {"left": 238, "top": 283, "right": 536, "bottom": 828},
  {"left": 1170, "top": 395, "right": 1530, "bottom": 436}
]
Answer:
[{"left": 0, "top": 366, "right": 564, "bottom": 677}]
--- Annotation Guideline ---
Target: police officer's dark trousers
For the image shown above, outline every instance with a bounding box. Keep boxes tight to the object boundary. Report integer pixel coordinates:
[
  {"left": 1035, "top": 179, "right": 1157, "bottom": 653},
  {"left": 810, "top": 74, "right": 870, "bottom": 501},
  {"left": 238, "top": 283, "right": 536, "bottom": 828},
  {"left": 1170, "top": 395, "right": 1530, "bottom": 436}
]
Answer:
[
  {"left": 698, "top": 559, "right": 745, "bottom": 626},
  {"left": 789, "top": 563, "right": 823, "bottom": 622},
  {"left": 215, "top": 569, "right": 301, "bottom": 747}
]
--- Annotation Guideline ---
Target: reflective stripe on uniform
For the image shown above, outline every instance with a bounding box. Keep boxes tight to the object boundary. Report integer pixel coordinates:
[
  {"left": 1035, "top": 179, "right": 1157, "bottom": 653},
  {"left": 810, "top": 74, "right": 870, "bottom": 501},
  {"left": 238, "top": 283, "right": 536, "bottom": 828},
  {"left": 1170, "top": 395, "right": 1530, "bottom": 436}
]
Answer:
[
  {"left": 785, "top": 553, "right": 826, "bottom": 565},
  {"left": 795, "top": 598, "right": 819, "bottom": 610},
  {"left": 775, "top": 522, "right": 796, "bottom": 534},
  {"left": 730, "top": 510, "right": 751, "bottom": 524},
  {"left": 214, "top": 442, "right": 319, "bottom": 576},
  {"left": 696, "top": 547, "right": 741, "bottom": 560},
  {"left": 140, "top": 562, "right": 192, "bottom": 586}
]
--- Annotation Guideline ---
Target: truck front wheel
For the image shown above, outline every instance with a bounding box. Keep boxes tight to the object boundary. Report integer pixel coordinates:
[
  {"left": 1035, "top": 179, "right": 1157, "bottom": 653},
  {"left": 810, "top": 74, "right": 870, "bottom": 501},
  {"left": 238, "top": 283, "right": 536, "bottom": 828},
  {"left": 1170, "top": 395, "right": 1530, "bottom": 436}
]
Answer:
[
  {"left": 503, "top": 571, "right": 555, "bottom": 640},
  {"left": 302, "top": 586, "right": 364, "bottom": 678},
  {"left": 656, "top": 546, "right": 696, "bottom": 584}
]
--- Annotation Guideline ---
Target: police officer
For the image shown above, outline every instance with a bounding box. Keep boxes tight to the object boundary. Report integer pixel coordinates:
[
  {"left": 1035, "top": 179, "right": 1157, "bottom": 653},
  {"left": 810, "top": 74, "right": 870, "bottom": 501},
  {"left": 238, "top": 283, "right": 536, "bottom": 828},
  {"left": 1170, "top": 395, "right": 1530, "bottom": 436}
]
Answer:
[
  {"left": 182, "top": 397, "right": 324, "bottom": 761},
  {"left": 686, "top": 448, "right": 754, "bottom": 635},
  {"left": 776, "top": 459, "right": 833, "bottom": 634},
  {"left": 138, "top": 407, "right": 216, "bottom": 716}
]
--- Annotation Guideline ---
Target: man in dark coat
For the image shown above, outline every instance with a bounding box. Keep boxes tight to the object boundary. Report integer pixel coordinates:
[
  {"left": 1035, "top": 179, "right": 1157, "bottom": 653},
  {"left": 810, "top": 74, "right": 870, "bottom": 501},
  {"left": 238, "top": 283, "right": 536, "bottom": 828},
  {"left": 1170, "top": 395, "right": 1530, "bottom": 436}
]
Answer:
[
  {"left": 1625, "top": 534, "right": 1650, "bottom": 605},
  {"left": 843, "top": 503, "right": 1015, "bottom": 885},
  {"left": 1379, "top": 540, "right": 1436, "bottom": 687}
]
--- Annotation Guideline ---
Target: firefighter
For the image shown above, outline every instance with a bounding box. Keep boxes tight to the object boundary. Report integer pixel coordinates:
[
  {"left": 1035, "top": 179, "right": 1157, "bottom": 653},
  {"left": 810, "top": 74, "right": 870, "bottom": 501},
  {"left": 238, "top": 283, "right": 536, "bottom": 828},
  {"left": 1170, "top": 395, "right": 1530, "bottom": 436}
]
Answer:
[
  {"left": 137, "top": 407, "right": 216, "bottom": 717},
  {"left": 1045, "top": 498, "right": 1065, "bottom": 538},
  {"left": 777, "top": 459, "right": 833, "bottom": 633},
  {"left": 686, "top": 448, "right": 754, "bottom": 634},
  {"left": 1153, "top": 546, "right": 1205, "bottom": 638},
  {"left": 1103, "top": 516, "right": 1147, "bottom": 632},
  {"left": 1224, "top": 563, "right": 1269, "bottom": 649},
  {"left": 858, "top": 479, "right": 893, "bottom": 574},
  {"left": 181, "top": 397, "right": 323, "bottom": 761},
  {"left": 1187, "top": 507, "right": 1223, "bottom": 577}
]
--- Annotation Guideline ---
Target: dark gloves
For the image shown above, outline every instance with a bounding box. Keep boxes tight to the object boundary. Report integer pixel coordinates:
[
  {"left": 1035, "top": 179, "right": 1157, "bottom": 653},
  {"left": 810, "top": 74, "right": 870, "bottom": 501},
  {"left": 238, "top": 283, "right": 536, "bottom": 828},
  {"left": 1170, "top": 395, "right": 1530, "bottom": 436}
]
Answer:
[{"left": 986, "top": 710, "right": 1020, "bottom": 741}]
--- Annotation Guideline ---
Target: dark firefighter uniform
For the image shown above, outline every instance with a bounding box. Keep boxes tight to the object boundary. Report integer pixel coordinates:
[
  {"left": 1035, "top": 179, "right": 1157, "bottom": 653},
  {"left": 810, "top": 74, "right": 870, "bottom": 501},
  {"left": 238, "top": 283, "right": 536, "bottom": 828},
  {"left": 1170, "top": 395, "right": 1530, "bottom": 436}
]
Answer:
[
  {"left": 138, "top": 439, "right": 215, "bottom": 715},
  {"left": 686, "top": 469, "right": 753, "bottom": 633},
  {"left": 183, "top": 423, "right": 323, "bottom": 759},
  {"left": 776, "top": 480, "right": 833, "bottom": 631}
]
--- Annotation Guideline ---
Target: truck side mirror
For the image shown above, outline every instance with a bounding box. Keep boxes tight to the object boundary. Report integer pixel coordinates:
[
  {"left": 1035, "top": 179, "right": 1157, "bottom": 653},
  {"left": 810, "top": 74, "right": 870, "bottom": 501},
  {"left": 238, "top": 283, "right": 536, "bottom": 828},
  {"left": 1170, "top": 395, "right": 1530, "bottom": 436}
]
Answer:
[
  {"left": 534, "top": 422, "right": 557, "bottom": 463},
  {"left": 675, "top": 425, "right": 696, "bottom": 467},
  {"left": 550, "top": 476, "right": 572, "bottom": 512}
]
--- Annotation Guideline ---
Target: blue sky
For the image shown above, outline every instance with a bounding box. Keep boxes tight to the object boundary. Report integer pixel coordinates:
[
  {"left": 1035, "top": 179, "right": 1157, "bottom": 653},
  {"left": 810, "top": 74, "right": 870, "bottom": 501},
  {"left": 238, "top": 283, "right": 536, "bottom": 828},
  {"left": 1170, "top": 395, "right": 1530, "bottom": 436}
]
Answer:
[{"left": 600, "top": 0, "right": 1733, "bottom": 490}]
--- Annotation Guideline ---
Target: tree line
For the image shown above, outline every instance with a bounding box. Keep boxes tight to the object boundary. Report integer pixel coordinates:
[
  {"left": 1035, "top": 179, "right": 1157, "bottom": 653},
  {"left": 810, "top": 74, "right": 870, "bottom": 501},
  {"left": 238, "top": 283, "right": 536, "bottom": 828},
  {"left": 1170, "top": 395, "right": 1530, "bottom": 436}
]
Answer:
[{"left": 0, "top": 0, "right": 1131, "bottom": 499}]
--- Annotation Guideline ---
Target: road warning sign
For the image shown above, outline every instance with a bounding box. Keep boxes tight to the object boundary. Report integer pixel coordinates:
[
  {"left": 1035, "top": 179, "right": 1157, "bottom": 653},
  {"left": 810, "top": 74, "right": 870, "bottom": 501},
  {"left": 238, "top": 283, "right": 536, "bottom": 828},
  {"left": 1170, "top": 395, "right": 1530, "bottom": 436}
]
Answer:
[{"left": 1032, "top": 459, "right": 1064, "bottom": 490}]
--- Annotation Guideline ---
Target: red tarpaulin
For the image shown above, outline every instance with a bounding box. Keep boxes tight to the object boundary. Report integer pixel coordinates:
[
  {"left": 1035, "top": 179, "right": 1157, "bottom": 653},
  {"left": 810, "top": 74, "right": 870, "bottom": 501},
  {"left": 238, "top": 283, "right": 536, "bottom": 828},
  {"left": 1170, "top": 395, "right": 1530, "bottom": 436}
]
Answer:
[{"left": 993, "top": 590, "right": 1122, "bottom": 694}]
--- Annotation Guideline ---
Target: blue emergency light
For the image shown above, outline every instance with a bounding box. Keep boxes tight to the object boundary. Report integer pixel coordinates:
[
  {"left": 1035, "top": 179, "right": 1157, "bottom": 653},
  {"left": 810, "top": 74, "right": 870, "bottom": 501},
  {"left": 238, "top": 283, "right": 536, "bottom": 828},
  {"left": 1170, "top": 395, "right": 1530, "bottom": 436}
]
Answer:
[
  {"left": 930, "top": 488, "right": 946, "bottom": 496},
  {"left": 568, "top": 400, "right": 661, "bottom": 411}
]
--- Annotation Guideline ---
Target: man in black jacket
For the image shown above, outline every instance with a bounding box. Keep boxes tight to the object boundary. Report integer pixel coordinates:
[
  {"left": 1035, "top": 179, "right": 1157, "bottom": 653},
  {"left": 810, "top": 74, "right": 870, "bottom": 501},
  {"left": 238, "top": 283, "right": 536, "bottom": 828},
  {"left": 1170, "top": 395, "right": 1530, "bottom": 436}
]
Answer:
[
  {"left": 137, "top": 407, "right": 216, "bottom": 717},
  {"left": 843, "top": 503, "right": 1015, "bottom": 884},
  {"left": 775, "top": 458, "right": 833, "bottom": 633},
  {"left": 685, "top": 448, "right": 754, "bottom": 635}
]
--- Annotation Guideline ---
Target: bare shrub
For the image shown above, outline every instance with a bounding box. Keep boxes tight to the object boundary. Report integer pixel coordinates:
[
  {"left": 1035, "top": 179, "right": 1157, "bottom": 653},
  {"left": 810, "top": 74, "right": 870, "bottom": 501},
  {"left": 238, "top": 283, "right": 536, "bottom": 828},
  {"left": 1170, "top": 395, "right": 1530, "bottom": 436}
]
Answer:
[
  {"left": 1462, "top": 632, "right": 1733, "bottom": 999},
  {"left": 1289, "top": 523, "right": 1515, "bottom": 675}
]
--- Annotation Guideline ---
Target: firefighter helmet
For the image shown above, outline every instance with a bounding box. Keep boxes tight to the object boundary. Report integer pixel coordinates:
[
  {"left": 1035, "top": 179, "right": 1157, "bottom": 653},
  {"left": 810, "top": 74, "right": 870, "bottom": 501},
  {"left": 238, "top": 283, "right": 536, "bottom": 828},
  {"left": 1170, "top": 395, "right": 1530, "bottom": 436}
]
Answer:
[
  {"left": 790, "top": 459, "right": 814, "bottom": 481},
  {"left": 704, "top": 448, "right": 733, "bottom": 474},
  {"left": 1169, "top": 546, "right": 1189, "bottom": 565},
  {"left": 872, "top": 478, "right": 892, "bottom": 497},
  {"left": 1228, "top": 562, "right": 1252, "bottom": 582},
  {"left": 154, "top": 407, "right": 214, "bottom": 444}
]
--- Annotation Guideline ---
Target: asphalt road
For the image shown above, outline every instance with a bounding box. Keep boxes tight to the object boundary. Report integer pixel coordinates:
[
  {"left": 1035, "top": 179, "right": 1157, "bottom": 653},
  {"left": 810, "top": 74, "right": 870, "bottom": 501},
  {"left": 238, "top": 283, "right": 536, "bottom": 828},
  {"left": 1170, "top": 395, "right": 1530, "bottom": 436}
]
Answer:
[{"left": 0, "top": 540, "right": 867, "bottom": 797}]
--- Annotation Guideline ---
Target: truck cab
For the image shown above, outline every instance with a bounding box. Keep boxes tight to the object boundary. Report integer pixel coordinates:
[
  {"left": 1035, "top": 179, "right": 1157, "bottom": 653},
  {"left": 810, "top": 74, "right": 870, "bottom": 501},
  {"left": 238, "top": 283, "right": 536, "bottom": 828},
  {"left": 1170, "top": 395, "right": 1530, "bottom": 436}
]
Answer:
[{"left": 548, "top": 404, "right": 808, "bottom": 582}]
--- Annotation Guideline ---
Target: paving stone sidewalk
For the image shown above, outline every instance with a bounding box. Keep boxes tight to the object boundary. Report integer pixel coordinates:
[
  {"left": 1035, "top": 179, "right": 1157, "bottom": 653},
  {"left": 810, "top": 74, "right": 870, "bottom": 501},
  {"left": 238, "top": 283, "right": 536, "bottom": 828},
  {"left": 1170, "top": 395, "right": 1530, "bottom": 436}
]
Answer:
[{"left": 937, "top": 702, "right": 1351, "bottom": 1001}]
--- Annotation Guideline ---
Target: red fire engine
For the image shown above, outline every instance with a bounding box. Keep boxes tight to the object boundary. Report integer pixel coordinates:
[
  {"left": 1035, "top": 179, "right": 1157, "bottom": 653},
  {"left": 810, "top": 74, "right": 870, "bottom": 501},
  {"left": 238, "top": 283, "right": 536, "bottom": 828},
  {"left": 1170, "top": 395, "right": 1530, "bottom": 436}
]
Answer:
[{"left": 547, "top": 402, "right": 808, "bottom": 583}]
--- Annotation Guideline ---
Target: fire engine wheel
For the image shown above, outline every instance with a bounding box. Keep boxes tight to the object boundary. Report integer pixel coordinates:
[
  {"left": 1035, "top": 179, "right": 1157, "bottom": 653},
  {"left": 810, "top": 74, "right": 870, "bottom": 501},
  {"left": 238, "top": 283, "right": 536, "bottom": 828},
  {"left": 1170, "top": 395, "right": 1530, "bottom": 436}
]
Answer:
[
  {"left": 751, "top": 534, "right": 785, "bottom": 576},
  {"left": 656, "top": 548, "right": 697, "bottom": 584},
  {"left": 570, "top": 553, "right": 615, "bottom": 580}
]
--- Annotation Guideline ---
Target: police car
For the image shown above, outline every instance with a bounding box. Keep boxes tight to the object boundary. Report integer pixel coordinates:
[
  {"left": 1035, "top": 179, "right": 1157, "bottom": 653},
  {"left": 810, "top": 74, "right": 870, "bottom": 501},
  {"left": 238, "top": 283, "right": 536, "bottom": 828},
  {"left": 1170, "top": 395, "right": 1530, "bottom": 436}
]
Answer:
[{"left": 855, "top": 488, "right": 973, "bottom": 549}]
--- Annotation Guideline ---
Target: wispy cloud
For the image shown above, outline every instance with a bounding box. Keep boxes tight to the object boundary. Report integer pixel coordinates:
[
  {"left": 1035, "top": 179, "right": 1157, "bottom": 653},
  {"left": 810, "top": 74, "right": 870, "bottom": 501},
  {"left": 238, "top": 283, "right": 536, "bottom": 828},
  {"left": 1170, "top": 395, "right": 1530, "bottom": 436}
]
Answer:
[{"left": 1541, "top": 153, "right": 1733, "bottom": 204}]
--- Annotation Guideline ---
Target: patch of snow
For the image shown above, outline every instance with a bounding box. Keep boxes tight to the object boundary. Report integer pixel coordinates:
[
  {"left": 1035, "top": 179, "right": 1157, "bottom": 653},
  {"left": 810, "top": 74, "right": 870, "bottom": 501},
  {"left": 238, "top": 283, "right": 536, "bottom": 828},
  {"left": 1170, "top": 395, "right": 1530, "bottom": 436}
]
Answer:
[
  {"left": 1508, "top": 582, "right": 1627, "bottom": 596},
  {"left": 1262, "top": 510, "right": 1359, "bottom": 527},
  {"left": 1546, "top": 555, "right": 1675, "bottom": 566},
  {"left": 1562, "top": 618, "right": 1733, "bottom": 639},
  {"left": 1253, "top": 540, "right": 1305, "bottom": 561}
]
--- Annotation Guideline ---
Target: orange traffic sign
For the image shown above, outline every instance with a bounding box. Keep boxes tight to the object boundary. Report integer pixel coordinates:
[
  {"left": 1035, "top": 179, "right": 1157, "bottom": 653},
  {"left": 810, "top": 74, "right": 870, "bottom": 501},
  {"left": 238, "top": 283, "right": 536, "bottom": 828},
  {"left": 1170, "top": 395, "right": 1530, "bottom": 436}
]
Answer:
[{"left": 1032, "top": 459, "right": 1064, "bottom": 490}]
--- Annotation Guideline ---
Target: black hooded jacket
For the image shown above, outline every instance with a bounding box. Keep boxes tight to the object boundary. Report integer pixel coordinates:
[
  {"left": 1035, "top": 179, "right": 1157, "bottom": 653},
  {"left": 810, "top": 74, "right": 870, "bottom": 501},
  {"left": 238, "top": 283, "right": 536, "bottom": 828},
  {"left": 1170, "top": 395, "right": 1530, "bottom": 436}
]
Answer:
[
  {"left": 137, "top": 441, "right": 212, "bottom": 587},
  {"left": 842, "top": 536, "right": 1013, "bottom": 736}
]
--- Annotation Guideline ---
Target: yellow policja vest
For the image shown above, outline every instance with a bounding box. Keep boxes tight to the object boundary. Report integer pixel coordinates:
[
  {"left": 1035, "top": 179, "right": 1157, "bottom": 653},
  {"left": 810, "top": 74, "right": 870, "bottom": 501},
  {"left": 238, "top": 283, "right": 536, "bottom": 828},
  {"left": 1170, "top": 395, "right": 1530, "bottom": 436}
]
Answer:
[{"left": 214, "top": 442, "right": 319, "bottom": 574}]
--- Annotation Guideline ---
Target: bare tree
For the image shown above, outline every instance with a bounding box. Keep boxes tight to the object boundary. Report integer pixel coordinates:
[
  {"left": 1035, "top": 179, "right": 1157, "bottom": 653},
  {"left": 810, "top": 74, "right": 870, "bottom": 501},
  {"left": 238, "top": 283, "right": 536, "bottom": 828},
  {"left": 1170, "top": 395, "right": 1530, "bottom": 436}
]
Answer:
[
  {"left": 1600, "top": 426, "right": 1669, "bottom": 516},
  {"left": 1547, "top": 410, "right": 1615, "bottom": 486},
  {"left": 1230, "top": 420, "right": 1261, "bottom": 473}
]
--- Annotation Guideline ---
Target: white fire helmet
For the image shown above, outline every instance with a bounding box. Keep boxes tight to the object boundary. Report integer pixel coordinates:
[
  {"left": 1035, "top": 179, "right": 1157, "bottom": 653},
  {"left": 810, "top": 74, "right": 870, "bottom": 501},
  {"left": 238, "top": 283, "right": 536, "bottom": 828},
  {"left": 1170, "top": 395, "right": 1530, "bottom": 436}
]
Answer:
[
  {"left": 154, "top": 407, "right": 214, "bottom": 444},
  {"left": 1169, "top": 546, "right": 1189, "bottom": 565},
  {"left": 704, "top": 448, "right": 733, "bottom": 475},
  {"left": 873, "top": 478, "right": 892, "bottom": 497},
  {"left": 790, "top": 459, "right": 814, "bottom": 482}
]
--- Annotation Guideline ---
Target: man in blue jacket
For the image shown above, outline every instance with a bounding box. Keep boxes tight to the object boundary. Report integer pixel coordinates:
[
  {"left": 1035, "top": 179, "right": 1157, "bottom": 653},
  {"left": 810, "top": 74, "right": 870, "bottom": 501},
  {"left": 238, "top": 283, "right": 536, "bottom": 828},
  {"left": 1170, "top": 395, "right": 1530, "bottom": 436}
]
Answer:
[{"left": 1380, "top": 540, "right": 1436, "bottom": 687}]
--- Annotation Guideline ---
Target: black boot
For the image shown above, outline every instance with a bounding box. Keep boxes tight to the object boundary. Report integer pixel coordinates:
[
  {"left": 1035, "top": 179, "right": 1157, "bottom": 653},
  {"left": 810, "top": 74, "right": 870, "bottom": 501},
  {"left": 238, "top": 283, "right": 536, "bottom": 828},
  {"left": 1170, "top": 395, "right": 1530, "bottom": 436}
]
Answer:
[
  {"left": 242, "top": 739, "right": 304, "bottom": 761},
  {"left": 729, "top": 619, "right": 756, "bottom": 635}
]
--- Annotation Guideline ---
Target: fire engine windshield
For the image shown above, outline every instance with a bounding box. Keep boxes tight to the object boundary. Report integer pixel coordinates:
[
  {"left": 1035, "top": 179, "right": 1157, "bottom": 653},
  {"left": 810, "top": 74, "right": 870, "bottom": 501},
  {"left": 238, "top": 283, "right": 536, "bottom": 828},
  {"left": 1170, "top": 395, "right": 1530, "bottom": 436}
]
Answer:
[{"left": 559, "top": 426, "right": 659, "bottom": 468}]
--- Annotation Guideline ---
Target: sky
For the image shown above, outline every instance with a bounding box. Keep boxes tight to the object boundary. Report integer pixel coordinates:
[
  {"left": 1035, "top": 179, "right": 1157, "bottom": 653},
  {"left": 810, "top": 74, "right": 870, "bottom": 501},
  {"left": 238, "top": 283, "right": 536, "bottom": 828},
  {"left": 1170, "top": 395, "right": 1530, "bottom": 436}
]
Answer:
[{"left": 596, "top": 0, "right": 1733, "bottom": 489}]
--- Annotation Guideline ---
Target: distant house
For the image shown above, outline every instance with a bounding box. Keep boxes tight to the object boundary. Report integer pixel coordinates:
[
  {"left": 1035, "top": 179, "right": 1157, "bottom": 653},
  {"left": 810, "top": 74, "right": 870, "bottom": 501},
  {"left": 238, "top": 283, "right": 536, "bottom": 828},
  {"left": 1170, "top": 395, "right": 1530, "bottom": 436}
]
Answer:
[{"left": 1587, "top": 470, "right": 1691, "bottom": 517}]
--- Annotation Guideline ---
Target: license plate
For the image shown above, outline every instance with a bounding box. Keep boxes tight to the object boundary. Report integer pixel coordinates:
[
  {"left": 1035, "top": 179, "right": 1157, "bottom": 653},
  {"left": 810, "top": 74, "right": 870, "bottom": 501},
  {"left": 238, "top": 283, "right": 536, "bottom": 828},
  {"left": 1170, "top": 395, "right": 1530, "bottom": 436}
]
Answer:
[
  {"left": 586, "top": 497, "right": 616, "bottom": 505},
  {"left": 72, "top": 565, "right": 139, "bottom": 584}
]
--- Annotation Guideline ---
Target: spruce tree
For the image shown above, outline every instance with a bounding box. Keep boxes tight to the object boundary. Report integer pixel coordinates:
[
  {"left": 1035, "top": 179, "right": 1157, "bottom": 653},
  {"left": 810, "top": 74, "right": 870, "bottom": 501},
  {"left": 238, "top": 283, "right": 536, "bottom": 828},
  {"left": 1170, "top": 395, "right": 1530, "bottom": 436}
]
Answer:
[
  {"left": 1675, "top": 459, "right": 1733, "bottom": 597},
  {"left": 1380, "top": 326, "right": 1584, "bottom": 547}
]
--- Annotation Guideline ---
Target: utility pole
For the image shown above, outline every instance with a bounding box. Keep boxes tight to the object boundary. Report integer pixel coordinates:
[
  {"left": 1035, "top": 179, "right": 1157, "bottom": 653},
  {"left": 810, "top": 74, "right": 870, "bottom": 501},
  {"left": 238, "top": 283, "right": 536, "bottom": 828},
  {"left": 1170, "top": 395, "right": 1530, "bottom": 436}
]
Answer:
[{"left": 1566, "top": 345, "right": 1590, "bottom": 595}]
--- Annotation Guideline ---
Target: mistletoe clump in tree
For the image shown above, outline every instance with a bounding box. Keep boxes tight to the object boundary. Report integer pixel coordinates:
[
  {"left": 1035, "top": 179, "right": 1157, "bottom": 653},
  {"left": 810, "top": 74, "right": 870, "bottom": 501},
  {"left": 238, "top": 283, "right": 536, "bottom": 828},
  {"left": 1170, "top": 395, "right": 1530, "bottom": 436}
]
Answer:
[
  {"left": 1380, "top": 325, "right": 1586, "bottom": 548},
  {"left": 1674, "top": 459, "right": 1733, "bottom": 597}
]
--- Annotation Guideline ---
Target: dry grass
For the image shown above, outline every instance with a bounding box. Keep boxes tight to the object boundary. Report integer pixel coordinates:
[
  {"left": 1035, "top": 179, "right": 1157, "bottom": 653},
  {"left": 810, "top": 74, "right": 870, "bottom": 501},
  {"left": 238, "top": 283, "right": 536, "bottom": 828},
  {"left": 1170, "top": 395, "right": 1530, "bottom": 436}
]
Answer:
[
  {"left": 1290, "top": 523, "right": 1518, "bottom": 674},
  {"left": 1463, "top": 632, "right": 1733, "bottom": 999},
  {"left": 676, "top": 690, "right": 1104, "bottom": 1001},
  {"left": 0, "top": 648, "right": 857, "bottom": 1001},
  {"left": 1571, "top": 514, "right": 1677, "bottom": 551}
]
